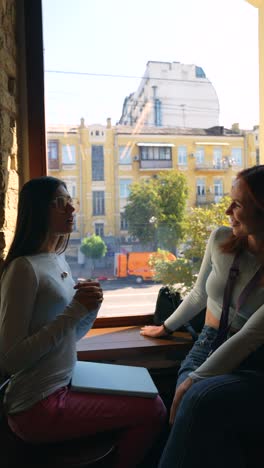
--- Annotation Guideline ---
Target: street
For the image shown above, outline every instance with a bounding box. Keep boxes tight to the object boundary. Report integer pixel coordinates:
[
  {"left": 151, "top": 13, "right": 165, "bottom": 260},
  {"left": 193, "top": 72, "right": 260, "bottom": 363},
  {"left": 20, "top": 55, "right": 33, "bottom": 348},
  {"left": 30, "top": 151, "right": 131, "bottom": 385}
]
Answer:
[{"left": 97, "top": 281, "right": 161, "bottom": 317}]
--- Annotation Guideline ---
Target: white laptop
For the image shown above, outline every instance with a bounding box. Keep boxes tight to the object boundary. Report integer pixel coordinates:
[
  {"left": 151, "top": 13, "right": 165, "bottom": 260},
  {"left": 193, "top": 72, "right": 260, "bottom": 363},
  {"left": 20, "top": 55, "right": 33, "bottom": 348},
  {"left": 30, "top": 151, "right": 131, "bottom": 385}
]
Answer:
[{"left": 71, "top": 361, "right": 159, "bottom": 398}]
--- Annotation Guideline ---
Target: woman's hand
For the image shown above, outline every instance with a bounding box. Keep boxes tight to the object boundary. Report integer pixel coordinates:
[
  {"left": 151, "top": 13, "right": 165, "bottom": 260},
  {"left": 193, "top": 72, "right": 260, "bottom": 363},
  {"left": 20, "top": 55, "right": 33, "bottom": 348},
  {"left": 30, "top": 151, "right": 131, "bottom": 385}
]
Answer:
[
  {"left": 169, "top": 377, "right": 194, "bottom": 425},
  {"left": 140, "top": 324, "right": 167, "bottom": 338},
  {"left": 73, "top": 280, "right": 103, "bottom": 311}
]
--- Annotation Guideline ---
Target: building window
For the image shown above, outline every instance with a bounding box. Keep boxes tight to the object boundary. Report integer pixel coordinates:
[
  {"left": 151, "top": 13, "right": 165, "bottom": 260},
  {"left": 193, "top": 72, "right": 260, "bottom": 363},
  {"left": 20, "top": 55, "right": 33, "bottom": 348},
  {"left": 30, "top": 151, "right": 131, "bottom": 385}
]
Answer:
[
  {"left": 92, "top": 191, "right": 105, "bottom": 215},
  {"left": 214, "top": 178, "right": 223, "bottom": 202},
  {"left": 47, "top": 140, "right": 59, "bottom": 169},
  {"left": 119, "top": 179, "right": 132, "bottom": 198},
  {"left": 256, "top": 148, "right": 260, "bottom": 165},
  {"left": 92, "top": 145, "right": 104, "bottom": 181},
  {"left": 95, "top": 223, "right": 104, "bottom": 237},
  {"left": 140, "top": 146, "right": 171, "bottom": 160},
  {"left": 196, "top": 178, "right": 206, "bottom": 196},
  {"left": 62, "top": 144, "right": 76, "bottom": 164},
  {"left": 154, "top": 99, "right": 162, "bottom": 126},
  {"left": 64, "top": 179, "right": 76, "bottom": 198},
  {"left": 119, "top": 145, "right": 132, "bottom": 164},
  {"left": 195, "top": 66, "right": 206, "bottom": 78},
  {"left": 120, "top": 212, "right": 128, "bottom": 230},
  {"left": 178, "top": 145, "right": 187, "bottom": 165},
  {"left": 213, "top": 148, "right": 222, "bottom": 168},
  {"left": 195, "top": 147, "right": 205, "bottom": 165},
  {"left": 231, "top": 147, "right": 242, "bottom": 166}
]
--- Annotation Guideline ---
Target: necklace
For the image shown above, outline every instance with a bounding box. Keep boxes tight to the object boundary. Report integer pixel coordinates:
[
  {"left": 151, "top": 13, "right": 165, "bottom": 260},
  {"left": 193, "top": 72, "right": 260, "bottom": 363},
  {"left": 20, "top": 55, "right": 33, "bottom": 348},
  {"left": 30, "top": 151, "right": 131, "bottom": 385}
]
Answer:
[
  {"left": 61, "top": 271, "right": 69, "bottom": 279},
  {"left": 53, "top": 254, "right": 69, "bottom": 280}
]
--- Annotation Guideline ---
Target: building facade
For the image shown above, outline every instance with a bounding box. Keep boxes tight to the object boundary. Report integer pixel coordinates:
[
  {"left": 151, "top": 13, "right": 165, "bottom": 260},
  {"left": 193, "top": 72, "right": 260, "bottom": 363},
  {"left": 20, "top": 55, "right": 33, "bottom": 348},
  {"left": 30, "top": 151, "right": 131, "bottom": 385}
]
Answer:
[
  {"left": 119, "top": 61, "right": 220, "bottom": 129},
  {"left": 47, "top": 119, "right": 257, "bottom": 256}
]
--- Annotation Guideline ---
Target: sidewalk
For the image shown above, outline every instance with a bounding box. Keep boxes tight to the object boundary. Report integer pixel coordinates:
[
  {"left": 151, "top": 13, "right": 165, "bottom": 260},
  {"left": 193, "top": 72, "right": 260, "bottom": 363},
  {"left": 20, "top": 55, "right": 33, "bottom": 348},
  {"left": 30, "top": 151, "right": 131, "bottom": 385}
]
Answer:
[{"left": 68, "top": 261, "right": 115, "bottom": 281}]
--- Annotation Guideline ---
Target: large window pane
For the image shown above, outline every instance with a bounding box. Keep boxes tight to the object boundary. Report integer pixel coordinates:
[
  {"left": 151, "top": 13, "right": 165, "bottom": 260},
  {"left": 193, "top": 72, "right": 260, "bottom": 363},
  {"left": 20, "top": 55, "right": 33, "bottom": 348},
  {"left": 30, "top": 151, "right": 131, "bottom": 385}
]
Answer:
[{"left": 43, "top": 0, "right": 258, "bottom": 319}]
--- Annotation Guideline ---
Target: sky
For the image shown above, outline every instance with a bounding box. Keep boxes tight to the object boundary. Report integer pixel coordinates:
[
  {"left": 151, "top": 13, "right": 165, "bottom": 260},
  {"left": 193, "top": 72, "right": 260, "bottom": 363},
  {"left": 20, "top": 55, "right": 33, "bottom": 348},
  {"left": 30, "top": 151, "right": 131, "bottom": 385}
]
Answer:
[{"left": 42, "top": 0, "right": 259, "bottom": 130}]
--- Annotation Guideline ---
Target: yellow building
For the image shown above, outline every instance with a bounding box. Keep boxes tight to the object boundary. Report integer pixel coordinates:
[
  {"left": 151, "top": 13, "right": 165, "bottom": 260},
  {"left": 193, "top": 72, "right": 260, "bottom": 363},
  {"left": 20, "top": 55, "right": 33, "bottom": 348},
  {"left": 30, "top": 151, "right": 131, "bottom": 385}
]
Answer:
[
  {"left": 47, "top": 120, "right": 256, "bottom": 252},
  {"left": 47, "top": 118, "right": 116, "bottom": 243}
]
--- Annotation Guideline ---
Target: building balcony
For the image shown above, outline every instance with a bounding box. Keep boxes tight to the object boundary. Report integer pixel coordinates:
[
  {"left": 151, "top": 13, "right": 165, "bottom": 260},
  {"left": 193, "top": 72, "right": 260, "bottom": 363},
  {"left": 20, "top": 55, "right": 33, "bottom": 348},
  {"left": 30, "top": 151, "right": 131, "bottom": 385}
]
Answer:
[
  {"left": 196, "top": 194, "right": 224, "bottom": 205},
  {"left": 139, "top": 160, "right": 172, "bottom": 170},
  {"left": 195, "top": 161, "right": 231, "bottom": 171}
]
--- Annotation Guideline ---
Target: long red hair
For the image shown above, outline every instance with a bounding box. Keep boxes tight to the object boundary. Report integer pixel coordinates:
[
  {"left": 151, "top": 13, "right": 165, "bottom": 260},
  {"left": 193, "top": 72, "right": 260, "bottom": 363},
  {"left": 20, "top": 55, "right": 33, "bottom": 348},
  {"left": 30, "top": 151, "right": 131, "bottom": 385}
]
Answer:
[{"left": 221, "top": 165, "right": 264, "bottom": 254}]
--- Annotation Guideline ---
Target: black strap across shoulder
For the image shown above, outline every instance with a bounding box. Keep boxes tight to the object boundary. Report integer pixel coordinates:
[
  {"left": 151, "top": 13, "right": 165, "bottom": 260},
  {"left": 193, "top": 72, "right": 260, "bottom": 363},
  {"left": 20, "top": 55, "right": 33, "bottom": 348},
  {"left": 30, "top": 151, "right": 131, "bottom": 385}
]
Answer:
[{"left": 211, "top": 251, "right": 262, "bottom": 353}]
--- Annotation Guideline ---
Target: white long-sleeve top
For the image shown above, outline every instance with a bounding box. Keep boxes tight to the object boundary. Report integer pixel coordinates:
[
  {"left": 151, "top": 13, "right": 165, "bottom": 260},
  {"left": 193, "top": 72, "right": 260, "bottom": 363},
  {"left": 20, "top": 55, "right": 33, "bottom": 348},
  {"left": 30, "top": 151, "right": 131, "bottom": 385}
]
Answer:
[
  {"left": 164, "top": 226, "right": 264, "bottom": 379},
  {"left": 0, "top": 253, "right": 99, "bottom": 414}
]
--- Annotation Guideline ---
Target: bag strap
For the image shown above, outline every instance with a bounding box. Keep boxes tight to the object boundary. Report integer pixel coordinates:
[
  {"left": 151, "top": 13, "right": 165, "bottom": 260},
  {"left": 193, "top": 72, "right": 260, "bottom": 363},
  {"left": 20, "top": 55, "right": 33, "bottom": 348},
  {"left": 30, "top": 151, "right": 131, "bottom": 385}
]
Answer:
[
  {"left": 236, "top": 267, "right": 263, "bottom": 311},
  {"left": 211, "top": 252, "right": 263, "bottom": 352},
  {"left": 211, "top": 252, "right": 240, "bottom": 352}
]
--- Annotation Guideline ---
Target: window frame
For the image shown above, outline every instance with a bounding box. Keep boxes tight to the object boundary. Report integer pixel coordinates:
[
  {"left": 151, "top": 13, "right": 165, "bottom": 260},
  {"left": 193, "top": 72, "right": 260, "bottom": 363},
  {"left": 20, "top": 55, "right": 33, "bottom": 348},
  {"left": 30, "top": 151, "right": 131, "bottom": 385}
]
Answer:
[
  {"left": 24, "top": 1, "right": 155, "bottom": 328},
  {"left": 92, "top": 145, "right": 105, "bottom": 181},
  {"left": 95, "top": 222, "right": 105, "bottom": 237},
  {"left": 92, "top": 190, "right": 105, "bottom": 216},
  {"left": 61, "top": 144, "right": 76, "bottom": 165},
  {"left": 24, "top": 0, "right": 47, "bottom": 179},
  {"left": 47, "top": 140, "right": 59, "bottom": 169}
]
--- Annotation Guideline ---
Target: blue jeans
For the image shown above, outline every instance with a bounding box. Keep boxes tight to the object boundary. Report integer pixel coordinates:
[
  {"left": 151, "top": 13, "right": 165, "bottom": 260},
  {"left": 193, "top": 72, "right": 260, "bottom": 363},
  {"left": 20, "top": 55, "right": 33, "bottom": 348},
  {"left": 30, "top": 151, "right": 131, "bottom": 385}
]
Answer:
[
  {"left": 159, "top": 325, "right": 264, "bottom": 468},
  {"left": 176, "top": 325, "right": 218, "bottom": 387}
]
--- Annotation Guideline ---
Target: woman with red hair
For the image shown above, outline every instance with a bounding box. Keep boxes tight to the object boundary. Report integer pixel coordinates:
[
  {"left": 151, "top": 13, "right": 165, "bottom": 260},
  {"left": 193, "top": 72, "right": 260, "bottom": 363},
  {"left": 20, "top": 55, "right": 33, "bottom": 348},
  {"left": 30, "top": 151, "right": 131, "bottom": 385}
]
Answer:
[{"left": 142, "top": 165, "right": 264, "bottom": 468}]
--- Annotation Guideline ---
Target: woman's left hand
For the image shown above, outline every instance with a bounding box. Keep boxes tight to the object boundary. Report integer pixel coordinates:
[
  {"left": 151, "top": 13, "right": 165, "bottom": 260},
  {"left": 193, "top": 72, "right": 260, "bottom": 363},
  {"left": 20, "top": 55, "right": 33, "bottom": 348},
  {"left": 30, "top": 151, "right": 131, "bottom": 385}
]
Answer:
[
  {"left": 169, "top": 377, "right": 194, "bottom": 425},
  {"left": 73, "top": 280, "right": 103, "bottom": 311}
]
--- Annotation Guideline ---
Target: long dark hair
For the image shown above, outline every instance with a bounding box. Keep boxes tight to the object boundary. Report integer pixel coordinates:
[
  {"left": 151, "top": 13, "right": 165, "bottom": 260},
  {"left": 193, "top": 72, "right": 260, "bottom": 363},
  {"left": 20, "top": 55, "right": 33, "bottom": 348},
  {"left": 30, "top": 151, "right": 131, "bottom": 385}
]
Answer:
[
  {"left": 3, "top": 176, "right": 69, "bottom": 270},
  {"left": 221, "top": 165, "right": 264, "bottom": 254}
]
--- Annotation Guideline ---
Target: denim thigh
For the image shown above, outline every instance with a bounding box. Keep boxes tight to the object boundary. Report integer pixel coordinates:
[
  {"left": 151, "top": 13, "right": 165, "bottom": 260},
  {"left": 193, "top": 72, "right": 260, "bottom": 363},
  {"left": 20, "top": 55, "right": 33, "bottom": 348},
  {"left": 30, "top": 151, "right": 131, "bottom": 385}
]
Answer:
[{"left": 176, "top": 325, "right": 218, "bottom": 387}]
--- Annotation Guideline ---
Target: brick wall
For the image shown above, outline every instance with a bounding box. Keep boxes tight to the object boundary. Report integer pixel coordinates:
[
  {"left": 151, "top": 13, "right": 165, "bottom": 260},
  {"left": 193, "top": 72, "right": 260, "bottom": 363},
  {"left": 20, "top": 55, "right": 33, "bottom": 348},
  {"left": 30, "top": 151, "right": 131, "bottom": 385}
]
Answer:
[{"left": 0, "top": 0, "right": 19, "bottom": 267}]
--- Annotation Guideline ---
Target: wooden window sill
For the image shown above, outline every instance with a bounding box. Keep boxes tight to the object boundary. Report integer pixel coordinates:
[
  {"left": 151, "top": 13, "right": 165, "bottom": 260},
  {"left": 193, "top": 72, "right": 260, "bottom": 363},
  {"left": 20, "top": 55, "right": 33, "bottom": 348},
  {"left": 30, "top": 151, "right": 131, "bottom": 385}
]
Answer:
[{"left": 77, "top": 326, "right": 193, "bottom": 367}]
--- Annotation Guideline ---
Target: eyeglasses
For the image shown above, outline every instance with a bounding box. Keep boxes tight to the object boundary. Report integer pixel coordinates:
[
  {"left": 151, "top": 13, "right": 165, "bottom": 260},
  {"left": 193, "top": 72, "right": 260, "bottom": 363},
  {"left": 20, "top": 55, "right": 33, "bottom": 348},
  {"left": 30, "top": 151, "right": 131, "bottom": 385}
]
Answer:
[{"left": 51, "top": 196, "right": 79, "bottom": 213}]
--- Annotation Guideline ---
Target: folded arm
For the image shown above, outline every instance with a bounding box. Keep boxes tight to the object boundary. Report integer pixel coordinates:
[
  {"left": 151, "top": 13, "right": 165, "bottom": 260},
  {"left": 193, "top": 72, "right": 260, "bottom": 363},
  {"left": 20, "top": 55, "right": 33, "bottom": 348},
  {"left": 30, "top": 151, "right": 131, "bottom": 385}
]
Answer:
[{"left": 0, "top": 258, "right": 96, "bottom": 375}]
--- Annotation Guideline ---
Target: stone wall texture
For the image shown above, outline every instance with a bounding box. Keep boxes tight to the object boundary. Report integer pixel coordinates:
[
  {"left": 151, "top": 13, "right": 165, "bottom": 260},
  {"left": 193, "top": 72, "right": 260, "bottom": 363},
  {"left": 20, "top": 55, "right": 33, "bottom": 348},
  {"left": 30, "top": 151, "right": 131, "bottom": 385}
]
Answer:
[{"left": 0, "top": 0, "right": 18, "bottom": 267}]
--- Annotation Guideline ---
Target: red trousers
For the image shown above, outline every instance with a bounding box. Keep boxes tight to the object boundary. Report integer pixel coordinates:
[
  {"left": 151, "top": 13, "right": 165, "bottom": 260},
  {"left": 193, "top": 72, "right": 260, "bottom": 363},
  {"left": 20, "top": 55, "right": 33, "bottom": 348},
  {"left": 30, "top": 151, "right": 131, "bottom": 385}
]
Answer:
[{"left": 8, "top": 387, "right": 167, "bottom": 468}]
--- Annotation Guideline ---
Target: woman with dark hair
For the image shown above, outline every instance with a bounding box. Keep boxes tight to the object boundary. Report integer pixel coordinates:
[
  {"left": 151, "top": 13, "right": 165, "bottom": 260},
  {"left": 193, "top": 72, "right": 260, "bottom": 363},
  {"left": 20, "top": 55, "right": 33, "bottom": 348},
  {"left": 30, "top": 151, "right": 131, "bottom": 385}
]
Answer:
[
  {"left": 0, "top": 176, "right": 166, "bottom": 468},
  {"left": 141, "top": 165, "right": 264, "bottom": 468}
]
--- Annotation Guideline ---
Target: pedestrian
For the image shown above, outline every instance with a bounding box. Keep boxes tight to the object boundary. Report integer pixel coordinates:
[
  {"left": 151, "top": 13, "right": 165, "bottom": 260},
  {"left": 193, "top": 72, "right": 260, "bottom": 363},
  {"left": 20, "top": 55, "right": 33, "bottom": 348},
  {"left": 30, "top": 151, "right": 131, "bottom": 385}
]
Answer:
[
  {"left": 141, "top": 165, "right": 264, "bottom": 468},
  {"left": 0, "top": 176, "right": 167, "bottom": 468}
]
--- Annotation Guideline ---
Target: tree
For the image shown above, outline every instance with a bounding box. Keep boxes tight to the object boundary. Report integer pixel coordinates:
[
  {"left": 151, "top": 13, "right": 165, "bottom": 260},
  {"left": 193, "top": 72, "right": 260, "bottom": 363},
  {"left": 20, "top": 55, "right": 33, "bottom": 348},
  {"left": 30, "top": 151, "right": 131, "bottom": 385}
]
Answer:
[
  {"left": 151, "top": 196, "right": 231, "bottom": 294},
  {"left": 80, "top": 235, "right": 107, "bottom": 277},
  {"left": 183, "top": 195, "right": 231, "bottom": 264},
  {"left": 124, "top": 171, "right": 188, "bottom": 252}
]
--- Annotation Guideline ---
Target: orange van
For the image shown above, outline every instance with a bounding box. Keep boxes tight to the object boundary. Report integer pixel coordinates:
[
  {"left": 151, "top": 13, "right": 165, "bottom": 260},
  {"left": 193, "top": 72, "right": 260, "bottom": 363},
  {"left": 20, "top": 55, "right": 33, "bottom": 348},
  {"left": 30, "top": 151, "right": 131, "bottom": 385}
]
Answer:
[{"left": 114, "top": 251, "right": 176, "bottom": 284}]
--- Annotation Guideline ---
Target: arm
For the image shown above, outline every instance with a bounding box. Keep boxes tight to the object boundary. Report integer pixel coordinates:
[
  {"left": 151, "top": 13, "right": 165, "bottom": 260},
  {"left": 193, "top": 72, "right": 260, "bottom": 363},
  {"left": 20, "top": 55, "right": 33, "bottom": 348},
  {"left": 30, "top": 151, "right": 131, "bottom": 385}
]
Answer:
[
  {"left": 141, "top": 229, "right": 216, "bottom": 338},
  {"left": 59, "top": 259, "right": 100, "bottom": 341},
  {"left": 163, "top": 229, "right": 216, "bottom": 332},
  {"left": 190, "top": 303, "right": 264, "bottom": 380},
  {"left": 75, "top": 307, "right": 99, "bottom": 341},
  {"left": 0, "top": 258, "right": 100, "bottom": 375}
]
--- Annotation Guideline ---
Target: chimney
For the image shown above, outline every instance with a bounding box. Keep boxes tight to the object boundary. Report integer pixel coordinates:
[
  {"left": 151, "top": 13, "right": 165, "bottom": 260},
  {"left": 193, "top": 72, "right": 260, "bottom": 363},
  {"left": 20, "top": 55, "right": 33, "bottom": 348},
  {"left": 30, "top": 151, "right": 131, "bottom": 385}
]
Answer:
[
  {"left": 231, "top": 123, "right": 240, "bottom": 134},
  {"left": 106, "top": 117, "right": 111, "bottom": 128},
  {"left": 80, "top": 117, "right": 85, "bottom": 128}
]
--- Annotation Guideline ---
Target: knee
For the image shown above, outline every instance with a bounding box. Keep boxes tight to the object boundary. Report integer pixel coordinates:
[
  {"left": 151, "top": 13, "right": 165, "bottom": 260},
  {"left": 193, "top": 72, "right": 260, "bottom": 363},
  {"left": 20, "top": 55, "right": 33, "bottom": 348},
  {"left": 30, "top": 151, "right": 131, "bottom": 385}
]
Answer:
[
  {"left": 146, "top": 396, "right": 167, "bottom": 428},
  {"left": 178, "top": 381, "right": 216, "bottom": 425},
  {"left": 154, "top": 396, "right": 167, "bottom": 423}
]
